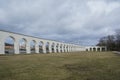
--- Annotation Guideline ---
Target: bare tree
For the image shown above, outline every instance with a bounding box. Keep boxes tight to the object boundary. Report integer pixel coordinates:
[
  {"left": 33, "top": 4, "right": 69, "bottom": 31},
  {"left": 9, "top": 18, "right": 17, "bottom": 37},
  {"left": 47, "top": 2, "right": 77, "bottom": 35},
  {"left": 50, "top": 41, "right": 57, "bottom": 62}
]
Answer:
[
  {"left": 97, "top": 35, "right": 116, "bottom": 51},
  {"left": 115, "top": 29, "right": 120, "bottom": 51},
  {"left": 97, "top": 29, "right": 120, "bottom": 51}
]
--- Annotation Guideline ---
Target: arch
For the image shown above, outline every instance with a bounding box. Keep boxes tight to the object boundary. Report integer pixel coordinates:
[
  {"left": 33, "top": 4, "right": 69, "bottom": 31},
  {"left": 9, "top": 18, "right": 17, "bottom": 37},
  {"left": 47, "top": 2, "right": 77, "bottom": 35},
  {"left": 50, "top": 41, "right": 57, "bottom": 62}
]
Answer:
[
  {"left": 51, "top": 43, "right": 55, "bottom": 53},
  {"left": 30, "top": 40, "right": 36, "bottom": 53},
  {"left": 56, "top": 43, "right": 59, "bottom": 53},
  {"left": 93, "top": 47, "right": 96, "bottom": 51},
  {"left": 97, "top": 47, "right": 100, "bottom": 52},
  {"left": 46, "top": 42, "right": 50, "bottom": 53},
  {"left": 39, "top": 41, "right": 44, "bottom": 53},
  {"left": 60, "top": 44, "right": 62, "bottom": 53},
  {"left": 102, "top": 47, "right": 105, "bottom": 51},
  {"left": 4, "top": 36, "right": 15, "bottom": 54},
  {"left": 86, "top": 49, "right": 88, "bottom": 51},
  {"left": 90, "top": 48, "right": 92, "bottom": 51},
  {"left": 19, "top": 38, "right": 27, "bottom": 54},
  {"left": 63, "top": 45, "right": 66, "bottom": 52},
  {"left": 66, "top": 45, "right": 69, "bottom": 52}
]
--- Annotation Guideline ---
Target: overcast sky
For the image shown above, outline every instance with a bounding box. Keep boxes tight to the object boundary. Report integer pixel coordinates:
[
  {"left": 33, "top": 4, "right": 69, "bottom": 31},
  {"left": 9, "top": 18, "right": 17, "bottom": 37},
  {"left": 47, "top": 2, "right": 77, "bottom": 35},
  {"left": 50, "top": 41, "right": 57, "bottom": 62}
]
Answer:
[{"left": 0, "top": 0, "right": 120, "bottom": 46}]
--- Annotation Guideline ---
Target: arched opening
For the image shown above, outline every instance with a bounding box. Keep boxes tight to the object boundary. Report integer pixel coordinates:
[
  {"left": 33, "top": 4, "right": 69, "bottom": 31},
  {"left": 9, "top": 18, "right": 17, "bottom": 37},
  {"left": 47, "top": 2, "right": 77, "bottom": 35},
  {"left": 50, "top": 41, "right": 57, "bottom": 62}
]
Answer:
[
  {"left": 102, "top": 47, "right": 105, "bottom": 51},
  {"left": 19, "top": 38, "right": 27, "bottom": 54},
  {"left": 46, "top": 42, "right": 49, "bottom": 53},
  {"left": 39, "top": 41, "right": 43, "bottom": 53},
  {"left": 51, "top": 43, "right": 55, "bottom": 53},
  {"left": 93, "top": 48, "right": 96, "bottom": 51},
  {"left": 97, "top": 48, "right": 100, "bottom": 51},
  {"left": 90, "top": 48, "right": 92, "bottom": 51},
  {"left": 86, "top": 49, "right": 88, "bottom": 51},
  {"left": 30, "top": 40, "right": 36, "bottom": 53},
  {"left": 56, "top": 43, "right": 59, "bottom": 53},
  {"left": 4, "top": 36, "right": 15, "bottom": 54},
  {"left": 64, "top": 45, "right": 66, "bottom": 52},
  {"left": 60, "top": 44, "right": 62, "bottom": 53},
  {"left": 66, "top": 45, "right": 69, "bottom": 52}
]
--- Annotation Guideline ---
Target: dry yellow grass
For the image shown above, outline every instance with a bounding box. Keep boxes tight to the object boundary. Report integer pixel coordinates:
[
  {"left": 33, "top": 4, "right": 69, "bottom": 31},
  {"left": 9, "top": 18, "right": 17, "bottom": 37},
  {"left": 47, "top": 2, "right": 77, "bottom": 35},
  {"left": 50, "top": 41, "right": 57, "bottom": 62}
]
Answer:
[{"left": 0, "top": 52, "right": 120, "bottom": 80}]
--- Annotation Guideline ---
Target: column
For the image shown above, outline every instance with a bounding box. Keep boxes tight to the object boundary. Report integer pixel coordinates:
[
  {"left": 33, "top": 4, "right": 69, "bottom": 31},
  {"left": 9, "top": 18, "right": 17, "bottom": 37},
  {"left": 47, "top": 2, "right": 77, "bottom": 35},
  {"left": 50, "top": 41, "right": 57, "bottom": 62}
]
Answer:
[
  {"left": 0, "top": 39, "right": 5, "bottom": 54},
  {"left": 65, "top": 45, "right": 67, "bottom": 52},
  {"left": 70, "top": 46, "right": 72, "bottom": 52},
  {"left": 105, "top": 47, "right": 107, "bottom": 51},
  {"left": 48, "top": 43, "right": 52, "bottom": 53},
  {"left": 92, "top": 47, "right": 94, "bottom": 51},
  {"left": 14, "top": 39, "right": 20, "bottom": 54},
  {"left": 61, "top": 45, "right": 64, "bottom": 53},
  {"left": 68, "top": 46, "right": 70, "bottom": 52},
  {"left": 35, "top": 43, "right": 39, "bottom": 53},
  {"left": 26, "top": 41, "right": 30, "bottom": 54},
  {"left": 100, "top": 47, "right": 102, "bottom": 52},
  {"left": 71, "top": 47, "right": 73, "bottom": 52},
  {"left": 42, "top": 43, "right": 46, "bottom": 53},
  {"left": 54, "top": 44, "right": 57, "bottom": 53},
  {"left": 96, "top": 48, "right": 97, "bottom": 52},
  {"left": 58, "top": 45, "right": 61, "bottom": 53}
]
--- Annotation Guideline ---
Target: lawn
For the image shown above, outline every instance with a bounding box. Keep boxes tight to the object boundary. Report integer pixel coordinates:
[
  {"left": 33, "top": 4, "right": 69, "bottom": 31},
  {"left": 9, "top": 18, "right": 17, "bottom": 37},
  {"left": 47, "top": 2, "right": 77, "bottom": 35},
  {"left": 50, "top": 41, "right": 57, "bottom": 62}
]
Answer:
[{"left": 0, "top": 52, "right": 120, "bottom": 80}]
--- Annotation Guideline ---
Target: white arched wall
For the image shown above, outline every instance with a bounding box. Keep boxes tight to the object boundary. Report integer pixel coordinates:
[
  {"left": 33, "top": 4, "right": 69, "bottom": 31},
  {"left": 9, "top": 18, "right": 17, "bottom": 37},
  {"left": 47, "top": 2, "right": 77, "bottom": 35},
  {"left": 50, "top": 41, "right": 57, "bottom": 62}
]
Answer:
[
  {"left": 86, "top": 46, "right": 107, "bottom": 52},
  {"left": 0, "top": 30, "right": 86, "bottom": 54}
]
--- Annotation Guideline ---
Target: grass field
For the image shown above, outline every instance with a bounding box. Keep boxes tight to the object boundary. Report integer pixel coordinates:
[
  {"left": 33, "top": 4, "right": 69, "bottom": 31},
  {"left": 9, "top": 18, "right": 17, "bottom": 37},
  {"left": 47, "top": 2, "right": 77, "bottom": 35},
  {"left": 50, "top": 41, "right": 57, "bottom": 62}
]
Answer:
[{"left": 0, "top": 52, "right": 120, "bottom": 80}]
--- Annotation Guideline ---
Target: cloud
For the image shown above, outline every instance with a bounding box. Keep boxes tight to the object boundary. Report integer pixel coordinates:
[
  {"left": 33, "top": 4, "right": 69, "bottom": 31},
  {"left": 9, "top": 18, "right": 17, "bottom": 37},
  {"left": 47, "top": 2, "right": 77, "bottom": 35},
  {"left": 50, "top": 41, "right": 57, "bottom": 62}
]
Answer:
[{"left": 0, "top": 0, "right": 120, "bottom": 46}]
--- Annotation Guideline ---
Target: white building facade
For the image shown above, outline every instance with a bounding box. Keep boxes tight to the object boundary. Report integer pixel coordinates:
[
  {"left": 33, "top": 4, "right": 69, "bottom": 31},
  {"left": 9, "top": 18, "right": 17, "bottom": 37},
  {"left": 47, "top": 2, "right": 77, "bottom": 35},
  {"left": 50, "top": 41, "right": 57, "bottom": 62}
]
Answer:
[
  {"left": 0, "top": 30, "right": 86, "bottom": 54},
  {"left": 86, "top": 46, "right": 107, "bottom": 52}
]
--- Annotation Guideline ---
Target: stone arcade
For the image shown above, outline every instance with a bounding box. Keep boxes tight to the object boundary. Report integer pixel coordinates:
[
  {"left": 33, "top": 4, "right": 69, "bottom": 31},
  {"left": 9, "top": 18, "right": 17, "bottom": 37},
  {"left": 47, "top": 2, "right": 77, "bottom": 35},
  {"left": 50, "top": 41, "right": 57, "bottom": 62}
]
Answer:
[
  {"left": 86, "top": 46, "right": 107, "bottom": 52},
  {"left": 0, "top": 30, "right": 107, "bottom": 54},
  {"left": 0, "top": 30, "right": 86, "bottom": 54}
]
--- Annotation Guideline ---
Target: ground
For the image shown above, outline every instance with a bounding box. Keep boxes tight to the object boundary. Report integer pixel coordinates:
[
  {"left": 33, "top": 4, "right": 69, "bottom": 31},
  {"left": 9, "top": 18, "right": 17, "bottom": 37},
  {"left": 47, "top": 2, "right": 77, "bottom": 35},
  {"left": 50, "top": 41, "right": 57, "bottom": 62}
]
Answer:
[{"left": 0, "top": 52, "right": 120, "bottom": 80}]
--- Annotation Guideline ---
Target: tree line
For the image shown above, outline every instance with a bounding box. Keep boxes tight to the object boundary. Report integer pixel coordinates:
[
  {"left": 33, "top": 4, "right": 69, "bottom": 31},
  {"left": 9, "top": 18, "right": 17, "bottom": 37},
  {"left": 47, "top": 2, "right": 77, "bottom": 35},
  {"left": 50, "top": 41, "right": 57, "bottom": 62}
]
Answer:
[{"left": 97, "top": 30, "right": 120, "bottom": 51}]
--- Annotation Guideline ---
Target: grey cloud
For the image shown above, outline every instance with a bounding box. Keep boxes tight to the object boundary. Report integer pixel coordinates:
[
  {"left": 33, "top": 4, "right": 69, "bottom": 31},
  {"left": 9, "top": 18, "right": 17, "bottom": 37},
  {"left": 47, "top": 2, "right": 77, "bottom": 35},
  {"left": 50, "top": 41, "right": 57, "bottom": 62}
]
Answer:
[{"left": 0, "top": 0, "right": 120, "bottom": 45}]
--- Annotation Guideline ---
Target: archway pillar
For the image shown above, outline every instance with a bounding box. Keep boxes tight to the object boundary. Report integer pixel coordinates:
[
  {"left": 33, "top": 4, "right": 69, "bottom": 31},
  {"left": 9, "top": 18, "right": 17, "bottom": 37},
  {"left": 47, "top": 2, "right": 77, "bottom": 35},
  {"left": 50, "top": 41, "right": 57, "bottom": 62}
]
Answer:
[
  {"left": 66, "top": 46, "right": 68, "bottom": 52},
  {"left": 63, "top": 46, "right": 66, "bottom": 52},
  {"left": 35, "top": 43, "right": 39, "bottom": 53},
  {"left": 105, "top": 47, "right": 107, "bottom": 51},
  {"left": 14, "top": 39, "right": 20, "bottom": 54},
  {"left": 96, "top": 48, "right": 97, "bottom": 52},
  {"left": 92, "top": 48, "right": 94, "bottom": 51},
  {"left": 68, "top": 46, "right": 70, "bottom": 52},
  {"left": 60, "top": 46, "right": 62, "bottom": 53},
  {"left": 87, "top": 48, "right": 89, "bottom": 51},
  {"left": 26, "top": 41, "right": 30, "bottom": 54},
  {"left": 95, "top": 48, "right": 97, "bottom": 52},
  {"left": 0, "top": 39, "right": 5, "bottom": 54},
  {"left": 48, "top": 43, "right": 52, "bottom": 53},
  {"left": 61, "top": 45, "right": 64, "bottom": 53},
  {"left": 54, "top": 44, "right": 57, "bottom": 53},
  {"left": 58, "top": 45, "right": 61, "bottom": 53},
  {"left": 70, "top": 47, "right": 72, "bottom": 52},
  {"left": 69, "top": 46, "right": 71, "bottom": 52},
  {"left": 100, "top": 47, "right": 102, "bottom": 52},
  {"left": 43, "top": 43, "right": 46, "bottom": 53},
  {"left": 71, "top": 47, "right": 73, "bottom": 52},
  {"left": 65, "top": 46, "right": 67, "bottom": 52}
]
